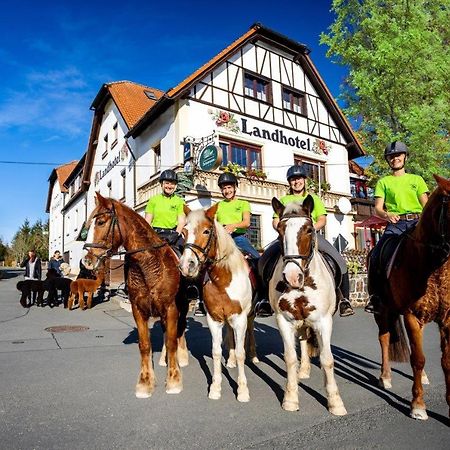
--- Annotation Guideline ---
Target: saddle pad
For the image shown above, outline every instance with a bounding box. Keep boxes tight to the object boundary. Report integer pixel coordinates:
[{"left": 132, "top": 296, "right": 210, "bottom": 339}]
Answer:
[{"left": 379, "top": 235, "right": 405, "bottom": 279}]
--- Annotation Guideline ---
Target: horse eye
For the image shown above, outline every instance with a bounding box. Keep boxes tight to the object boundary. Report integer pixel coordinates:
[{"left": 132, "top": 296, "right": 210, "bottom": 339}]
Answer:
[
  {"left": 203, "top": 229, "right": 210, "bottom": 235},
  {"left": 96, "top": 219, "right": 105, "bottom": 226}
]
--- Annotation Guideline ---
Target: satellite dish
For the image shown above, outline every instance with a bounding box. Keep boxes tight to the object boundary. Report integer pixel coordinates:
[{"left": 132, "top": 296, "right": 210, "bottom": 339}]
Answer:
[{"left": 337, "top": 197, "right": 352, "bottom": 215}]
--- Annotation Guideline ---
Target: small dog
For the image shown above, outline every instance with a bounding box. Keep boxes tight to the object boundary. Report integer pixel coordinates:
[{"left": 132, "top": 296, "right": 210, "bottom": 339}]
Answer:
[{"left": 16, "top": 280, "right": 47, "bottom": 308}]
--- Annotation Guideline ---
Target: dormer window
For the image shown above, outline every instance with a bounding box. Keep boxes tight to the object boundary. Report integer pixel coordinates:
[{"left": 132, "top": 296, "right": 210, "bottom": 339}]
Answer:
[
  {"left": 144, "top": 90, "right": 157, "bottom": 100},
  {"left": 244, "top": 72, "right": 272, "bottom": 103},
  {"left": 111, "top": 122, "right": 118, "bottom": 149},
  {"left": 102, "top": 133, "right": 109, "bottom": 159}
]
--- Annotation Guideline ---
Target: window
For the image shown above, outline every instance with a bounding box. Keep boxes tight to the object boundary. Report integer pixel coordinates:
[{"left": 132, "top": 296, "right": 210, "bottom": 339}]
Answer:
[
  {"left": 294, "top": 155, "right": 326, "bottom": 184},
  {"left": 244, "top": 72, "right": 272, "bottom": 103},
  {"left": 144, "top": 90, "right": 157, "bottom": 100},
  {"left": 102, "top": 133, "right": 109, "bottom": 158},
  {"left": 120, "top": 169, "right": 126, "bottom": 201},
  {"left": 248, "top": 215, "right": 262, "bottom": 250},
  {"left": 111, "top": 122, "right": 118, "bottom": 149},
  {"left": 153, "top": 144, "right": 161, "bottom": 173},
  {"left": 282, "top": 87, "right": 307, "bottom": 116},
  {"left": 219, "top": 139, "right": 262, "bottom": 171}
]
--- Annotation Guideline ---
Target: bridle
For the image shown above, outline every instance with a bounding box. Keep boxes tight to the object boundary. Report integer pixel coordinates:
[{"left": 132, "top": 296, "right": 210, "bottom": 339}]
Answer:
[
  {"left": 182, "top": 217, "right": 221, "bottom": 269},
  {"left": 279, "top": 214, "right": 316, "bottom": 273},
  {"left": 83, "top": 203, "right": 167, "bottom": 269}
]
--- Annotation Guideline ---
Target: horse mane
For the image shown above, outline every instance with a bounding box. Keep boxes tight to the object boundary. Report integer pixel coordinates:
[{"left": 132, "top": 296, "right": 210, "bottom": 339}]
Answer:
[
  {"left": 213, "top": 220, "right": 247, "bottom": 271},
  {"left": 283, "top": 201, "right": 306, "bottom": 217}
]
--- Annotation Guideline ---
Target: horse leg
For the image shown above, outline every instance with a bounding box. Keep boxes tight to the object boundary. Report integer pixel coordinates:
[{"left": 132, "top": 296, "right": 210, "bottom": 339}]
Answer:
[
  {"left": 177, "top": 332, "right": 189, "bottom": 368},
  {"left": 159, "top": 340, "right": 167, "bottom": 367},
  {"left": 207, "top": 316, "right": 224, "bottom": 400},
  {"left": 246, "top": 313, "right": 259, "bottom": 364},
  {"left": 132, "top": 304, "right": 155, "bottom": 398},
  {"left": 230, "top": 313, "right": 250, "bottom": 402},
  {"left": 297, "top": 338, "right": 311, "bottom": 380},
  {"left": 403, "top": 313, "right": 428, "bottom": 420},
  {"left": 225, "top": 323, "right": 237, "bottom": 368},
  {"left": 164, "top": 305, "right": 183, "bottom": 394},
  {"left": 375, "top": 310, "right": 393, "bottom": 389},
  {"left": 439, "top": 319, "right": 450, "bottom": 417},
  {"left": 315, "top": 315, "right": 347, "bottom": 416},
  {"left": 276, "top": 313, "right": 299, "bottom": 411}
]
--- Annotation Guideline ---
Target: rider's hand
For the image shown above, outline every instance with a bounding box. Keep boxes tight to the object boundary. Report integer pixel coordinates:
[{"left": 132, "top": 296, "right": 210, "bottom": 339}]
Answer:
[
  {"left": 224, "top": 224, "right": 235, "bottom": 234},
  {"left": 386, "top": 212, "right": 400, "bottom": 224}
]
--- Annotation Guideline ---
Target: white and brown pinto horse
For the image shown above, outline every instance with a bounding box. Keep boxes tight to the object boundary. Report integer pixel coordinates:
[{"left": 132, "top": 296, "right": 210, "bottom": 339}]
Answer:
[
  {"left": 179, "top": 204, "right": 255, "bottom": 402},
  {"left": 270, "top": 196, "right": 347, "bottom": 415}
]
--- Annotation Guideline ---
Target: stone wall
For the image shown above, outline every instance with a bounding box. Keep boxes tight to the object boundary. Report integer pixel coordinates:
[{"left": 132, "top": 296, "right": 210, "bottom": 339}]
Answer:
[{"left": 349, "top": 272, "right": 369, "bottom": 307}]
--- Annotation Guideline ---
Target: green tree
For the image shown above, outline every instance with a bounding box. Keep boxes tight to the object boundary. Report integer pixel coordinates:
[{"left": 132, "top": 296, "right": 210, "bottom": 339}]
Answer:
[
  {"left": 321, "top": 0, "right": 450, "bottom": 186},
  {"left": 0, "top": 238, "right": 9, "bottom": 262},
  {"left": 10, "top": 218, "right": 49, "bottom": 263}
]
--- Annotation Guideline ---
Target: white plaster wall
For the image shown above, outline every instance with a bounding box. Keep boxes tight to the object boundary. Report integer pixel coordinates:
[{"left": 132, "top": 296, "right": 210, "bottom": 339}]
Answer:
[{"left": 48, "top": 183, "right": 65, "bottom": 257}]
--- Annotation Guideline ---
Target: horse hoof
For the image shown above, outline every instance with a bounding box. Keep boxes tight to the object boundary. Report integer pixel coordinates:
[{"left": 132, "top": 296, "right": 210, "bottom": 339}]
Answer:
[
  {"left": 297, "top": 370, "right": 310, "bottom": 380},
  {"left": 237, "top": 391, "right": 250, "bottom": 403},
  {"left": 251, "top": 356, "right": 260, "bottom": 364},
  {"left": 282, "top": 400, "right": 299, "bottom": 411},
  {"left": 178, "top": 358, "right": 189, "bottom": 368},
  {"left": 208, "top": 390, "right": 221, "bottom": 400},
  {"left": 166, "top": 385, "right": 182, "bottom": 394},
  {"left": 158, "top": 359, "right": 167, "bottom": 367},
  {"left": 226, "top": 360, "right": 237, "bottom": 369},
  {"left": 410, "top": 408, "right": 428, "bottom": 420},
  {"left": 378, "top": 378, "right": 392, "bottom": 389},
  {"left": 135, "top": 389, "right": 152, "bottom": 399},
  {"left": 329, "top": 405, "right": 347, "bottom": 416}
]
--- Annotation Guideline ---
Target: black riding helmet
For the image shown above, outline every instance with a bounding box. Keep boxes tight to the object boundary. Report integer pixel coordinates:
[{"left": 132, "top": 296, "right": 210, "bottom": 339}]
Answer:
[
  {"left": 384, "top": 141, "right": 409, "bottom": 160},
  {"left": 160, "top": 169, "right": 178, "bottom": 183},
  {"left": 218, "top": 172, "right": 238, "bottom": 187},
  {"left": 286, "top": 164, "right": 307, "bottom": 181}
]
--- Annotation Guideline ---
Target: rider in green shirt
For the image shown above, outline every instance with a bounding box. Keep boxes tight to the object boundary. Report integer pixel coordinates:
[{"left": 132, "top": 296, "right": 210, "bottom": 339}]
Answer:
[
  {"left": 365, "top": 141, "right": 428, "bottom": 313},
  {"left": 145, "top": 169, "right": 186, "bottom": 248}
]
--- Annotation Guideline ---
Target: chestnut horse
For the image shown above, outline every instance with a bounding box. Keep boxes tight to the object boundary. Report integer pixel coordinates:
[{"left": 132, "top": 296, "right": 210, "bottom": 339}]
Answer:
[
  {"left": 269, "top": 196, "right": 347, "bottom": 415},
  {"left": 85, "top": 192, "right": 188, "bottom": 397},
  {"left": 179, "top": 204, "right": 257, "bottom": 402},
  {"left": 373, "top": 174, "right": 450, "bottom": 420}
]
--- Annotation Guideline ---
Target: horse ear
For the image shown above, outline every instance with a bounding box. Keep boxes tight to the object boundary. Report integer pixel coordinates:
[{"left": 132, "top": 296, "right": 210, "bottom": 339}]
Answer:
[
  {"left": 272, "top": 197, "right": 285, "bottom": 218},
  {"left": 302, "top": 195, "right": 315, "bottom": 217},
  {"left": 206, "top": 203, "right": 219, "bottom": 220},
  {"left": 183, "top": 204, "right": 191, "bottom": 216},
  {"left": 433, "top": 174, "right": 450, "bottom": 194},
  {"left": 95, "top": 191, "right": 106, "bottom": 206}
]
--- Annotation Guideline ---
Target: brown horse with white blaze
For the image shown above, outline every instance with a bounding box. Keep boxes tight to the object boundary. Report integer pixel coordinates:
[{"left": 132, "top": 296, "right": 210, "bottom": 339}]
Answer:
[
  {"left": 86, "top": 192, "right": 188, "bottom": 397},
  {"left": 373, "top": 174, "right": 450, "bottom": 420}
]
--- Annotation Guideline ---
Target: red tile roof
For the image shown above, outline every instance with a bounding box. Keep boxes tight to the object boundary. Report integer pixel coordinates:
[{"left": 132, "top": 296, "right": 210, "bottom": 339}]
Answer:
[
  {"left": 55, "top": 161, "right": 78, "bottom": 192},
  {"left": 106, "top": 81, "right": 164, "bottom": 129}
]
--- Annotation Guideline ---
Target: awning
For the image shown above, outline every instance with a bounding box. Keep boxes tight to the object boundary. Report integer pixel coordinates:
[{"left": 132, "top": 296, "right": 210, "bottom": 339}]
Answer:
[{"left": 354, "top": 215, "right": 387, "bottom": 229}]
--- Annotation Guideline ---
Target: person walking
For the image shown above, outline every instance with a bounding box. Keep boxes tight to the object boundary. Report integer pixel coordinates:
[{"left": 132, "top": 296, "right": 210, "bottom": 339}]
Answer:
[
  {"left": 365, "top": 141, "right": 428, "bottom": 313},
  {"left": 21, "top": 249, "right": 42, "bottom": 281}
]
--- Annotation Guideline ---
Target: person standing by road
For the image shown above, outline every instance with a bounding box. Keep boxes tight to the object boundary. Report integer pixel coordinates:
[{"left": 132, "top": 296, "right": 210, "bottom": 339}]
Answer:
[
  {"left": 21, "top": 249, "right": 42, "bottom": 281},
  {"left": 48, "top": 250, "right": 64, "bottom": 276}
]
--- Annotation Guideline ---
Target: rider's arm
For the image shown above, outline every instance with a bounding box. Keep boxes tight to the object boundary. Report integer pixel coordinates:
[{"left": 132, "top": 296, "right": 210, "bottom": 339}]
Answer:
[
  {"left": 314, "top": 215, "right": 326, "bottom": 231},
  {"left": 176, "top": 214, "right": 186, "bottom": 234},
  {"left": 224, "top": 211, "right": 251, "bottom": 234},
  {"left": 418, "top": 192, "right": 428, "bottom": 208},
  {"left": 144, "top": 213, "right": 153, "bottom": 226},
  {"left": 374, "top": 197, "right": 399, "bottom": 223}
]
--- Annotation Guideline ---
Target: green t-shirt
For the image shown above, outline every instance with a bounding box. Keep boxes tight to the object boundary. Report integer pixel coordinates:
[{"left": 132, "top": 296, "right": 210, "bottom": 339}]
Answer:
[
  {"left": 274, "top": 193, "right": 327, "bottom": 224},
  {"left": 216, "top": 198, "right": 251, "bottom": 234},
  {"left": 374, "top": 173, "right": 428, "bottom": 215},
  {"left": 144, "top": 193, "right": 185, "bottom": 229}
]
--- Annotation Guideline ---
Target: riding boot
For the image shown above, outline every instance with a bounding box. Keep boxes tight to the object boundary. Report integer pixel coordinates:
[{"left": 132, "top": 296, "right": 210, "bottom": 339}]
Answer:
[
  {"left": 365, "top": 266, "right": 382, "bottom": 314},
  {"left": 338, "top": 272, "right": 354, "bottom": 317}
]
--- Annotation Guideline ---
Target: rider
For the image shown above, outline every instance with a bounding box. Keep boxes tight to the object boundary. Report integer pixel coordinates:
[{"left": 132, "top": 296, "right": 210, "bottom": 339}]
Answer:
[
  {"left": 144, "top": 169, "right": 186, "bottom": 250},
  {"left": 365, "top": 141, "right": 428, "bottom": 313},
  {"left": 259, "top": 164, "right": 354, "bottom": 317}
]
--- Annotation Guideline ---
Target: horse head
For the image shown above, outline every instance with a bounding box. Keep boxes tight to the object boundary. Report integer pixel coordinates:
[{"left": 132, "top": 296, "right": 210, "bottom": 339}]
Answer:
[
  {"left": 83, "top": 192, "right": 124, "bottom": 266},
  {"left": 272, "top": 195, "right": 316, "bottom": 289},
  {"left": 416, "top": 175, "right": 450, "bottom": 260},
  {"left": 179, "top": 203, "right": 218, "bottom": 278}
]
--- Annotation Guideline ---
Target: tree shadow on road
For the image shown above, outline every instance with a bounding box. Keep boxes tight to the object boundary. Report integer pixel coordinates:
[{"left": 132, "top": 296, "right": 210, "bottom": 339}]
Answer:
[{"left": 0, "top": 269, "right": 23, "bottom": 280}]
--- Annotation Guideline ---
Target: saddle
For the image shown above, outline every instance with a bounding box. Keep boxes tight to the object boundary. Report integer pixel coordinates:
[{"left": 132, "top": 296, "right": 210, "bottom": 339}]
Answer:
[{"left": 376, "top": 234, "right": 408, "bottom": 279}]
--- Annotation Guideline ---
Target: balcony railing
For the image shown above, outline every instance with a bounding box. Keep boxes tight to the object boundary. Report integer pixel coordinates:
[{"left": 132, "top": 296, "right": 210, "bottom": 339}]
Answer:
[{"left": 136, "top": 169, "right": 352, "bottom": 212}]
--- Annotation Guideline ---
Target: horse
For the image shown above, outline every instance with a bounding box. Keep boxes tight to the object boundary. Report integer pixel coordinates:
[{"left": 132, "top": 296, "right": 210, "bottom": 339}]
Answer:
[
  {"left": 372, "top": 174, "right": 450, "bottom": 420},
  {"left": 67, "top": 269, "right": 104, "bottom": 310},
  {"left": 179, "top": 204, "right": 257, "bottom": 402},
  {"left": 268, "top": 196, "right": 347, "bottom": 415},
  {"left": 84, "top": 192, "right": 189, "bottom": 397}
]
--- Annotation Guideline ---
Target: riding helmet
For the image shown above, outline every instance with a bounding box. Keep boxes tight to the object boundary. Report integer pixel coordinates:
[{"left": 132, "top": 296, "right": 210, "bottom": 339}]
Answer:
[
  {"left": 286, "top": 164, "right": 307, "bottom": 181},
  {"left": 159, "top": 169, "right": 178, "bottom": 183},
  {"left": 218, "top": 172, "right": 238, "bottom": 187},
  {"left": 384, "top": 141, "right": 409, "bottom": 160}
]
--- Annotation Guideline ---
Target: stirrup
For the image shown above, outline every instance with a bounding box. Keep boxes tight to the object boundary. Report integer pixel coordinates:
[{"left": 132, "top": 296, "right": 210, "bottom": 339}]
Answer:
[{"left": 339, "top": 299, "right": 354, "bottom": 317}]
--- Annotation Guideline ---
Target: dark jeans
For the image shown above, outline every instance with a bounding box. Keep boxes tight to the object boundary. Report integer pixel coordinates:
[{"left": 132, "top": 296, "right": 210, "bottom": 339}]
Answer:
[{"left": 232, "top": 233, "right": 260, "bottom": 259}]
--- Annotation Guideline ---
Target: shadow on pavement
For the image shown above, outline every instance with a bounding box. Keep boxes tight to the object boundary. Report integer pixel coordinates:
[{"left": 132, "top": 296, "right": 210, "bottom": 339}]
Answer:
[{"left": 0, "top": 269, "right": 23, "bottom": 280}]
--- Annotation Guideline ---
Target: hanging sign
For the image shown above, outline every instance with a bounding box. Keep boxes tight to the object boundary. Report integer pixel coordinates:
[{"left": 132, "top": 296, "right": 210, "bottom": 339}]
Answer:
[{"left": 198, "top": 145, "right": 222, "bottom": 171}]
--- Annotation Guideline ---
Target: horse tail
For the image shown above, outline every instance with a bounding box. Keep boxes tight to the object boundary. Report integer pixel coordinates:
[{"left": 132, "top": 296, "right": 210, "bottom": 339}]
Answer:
[{"left": 388, "top": 314, "right": 410, "bottom": 363}]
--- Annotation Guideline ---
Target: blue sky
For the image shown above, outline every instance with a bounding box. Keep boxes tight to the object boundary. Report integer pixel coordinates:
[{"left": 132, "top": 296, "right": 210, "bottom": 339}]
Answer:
[{"left": 0, "top": 0, "right": 353, "bottom": 244}]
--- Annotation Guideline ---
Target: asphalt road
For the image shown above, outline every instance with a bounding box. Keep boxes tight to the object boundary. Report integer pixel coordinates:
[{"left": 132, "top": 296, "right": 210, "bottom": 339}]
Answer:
[{"left": 0, "top": 268, "right": 448, "bottom": 449}]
